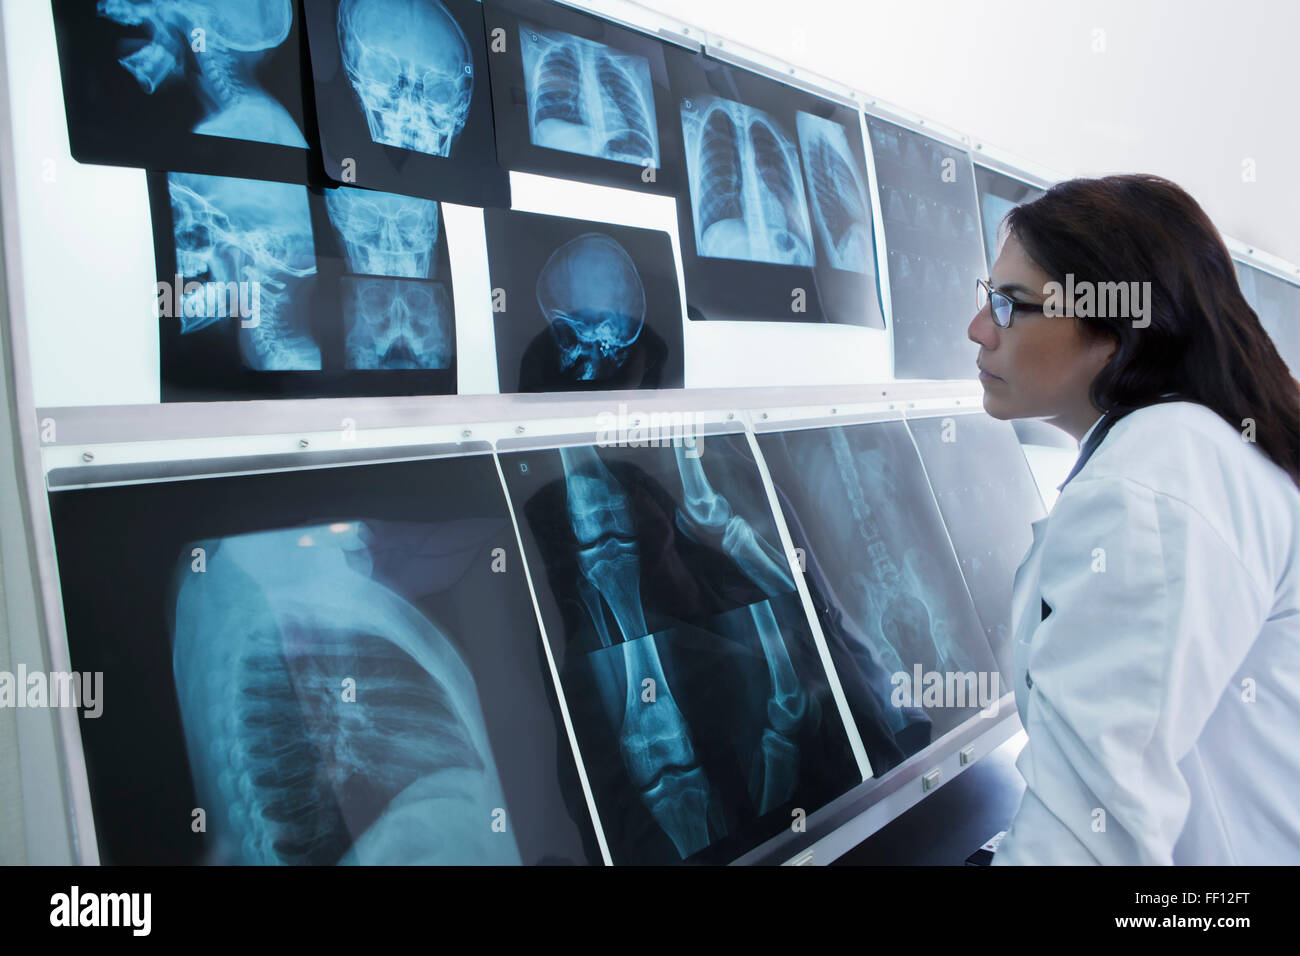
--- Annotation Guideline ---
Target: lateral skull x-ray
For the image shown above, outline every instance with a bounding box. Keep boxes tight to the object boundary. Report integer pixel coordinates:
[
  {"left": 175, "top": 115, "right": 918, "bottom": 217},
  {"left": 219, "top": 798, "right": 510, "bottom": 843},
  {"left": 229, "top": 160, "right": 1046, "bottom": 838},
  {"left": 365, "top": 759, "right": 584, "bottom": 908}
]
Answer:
[
  {"left": 681, "top": 95, "right": 815, "bottom": 267},
  {"left": 168, "top": 172, "right": 320, "bottom": 371},
  {"left": 325, "top": 187, "right": 441, "bottom": 278},
  {"left": 342, "top": 277, "right": 453, "bottom": 369},
  {"left": 503, "top": 435, "right": 860, "bottom": 864},
  {"left": 795, "top": 111, "right": 873, "bottom": 275},
  {"left": 757, "top": 420, "right": 1001, "bottom": 764},
  {"left": 519, "top": 21, "right": 659, "bottom": 167}
]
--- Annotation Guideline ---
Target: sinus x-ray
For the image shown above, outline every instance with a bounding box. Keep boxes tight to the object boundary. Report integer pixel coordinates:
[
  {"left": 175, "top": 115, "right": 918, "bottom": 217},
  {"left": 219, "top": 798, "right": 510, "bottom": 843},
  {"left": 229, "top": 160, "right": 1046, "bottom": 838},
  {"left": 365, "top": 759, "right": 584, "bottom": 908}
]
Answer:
[
  {"left": 304, "top": 0, "right": 511, "bottom": 206},
  {"left": 907, "top": 413, "right": 1046, "bottom": 685},
  {"left": 52, "top": 0, "right": 312, "bottom": 183},
  {"left": 974, "top": 164, "right": 1046, "bottom": 275},
  {"left": 47, "top": 454, "right": 601, "bottom": 865},
  {"left": 483, "top": 208, "right": 684, "bottom": 392},
  {"left": 501, "top": 432, "right": 862, "bottom": 864},
  {"left": 1236, "top": 261, "right": 1300, "bottom": 377},
  {"left": 482, "top": 0, "right": 684, "bottom": 194},
  {"left": 756, "top": 419, "right": 1001, "bottom": 770},
  {"left": 664, "top": 44, "right": 884, "bottom": 327},
  {"left": 867, "top": 116, "right": 987, "bottom": 378}
]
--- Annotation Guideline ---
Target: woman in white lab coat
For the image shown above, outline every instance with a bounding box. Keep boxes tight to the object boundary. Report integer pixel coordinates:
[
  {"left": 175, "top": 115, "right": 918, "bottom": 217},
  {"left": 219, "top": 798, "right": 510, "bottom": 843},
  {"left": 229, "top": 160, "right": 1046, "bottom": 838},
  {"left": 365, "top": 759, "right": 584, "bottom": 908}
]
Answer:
[{"left": 970, "top": 174, "right": 1300, "bottom": 865}]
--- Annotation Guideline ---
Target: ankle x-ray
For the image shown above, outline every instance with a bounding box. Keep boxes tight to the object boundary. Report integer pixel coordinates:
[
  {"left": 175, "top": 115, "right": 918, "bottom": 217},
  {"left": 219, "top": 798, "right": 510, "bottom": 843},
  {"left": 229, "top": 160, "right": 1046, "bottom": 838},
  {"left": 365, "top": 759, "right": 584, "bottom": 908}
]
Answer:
[
  {"left": 48, "top": 454, "right": 601, "bottom": 864},
  {"left": 501, "top": 433, "right": 861, "bottom": 864},
  {"left": 757, "top": 420, "right": 1002, "bottom": 755},
  {"left": 52, "top": 0, "right": 310, "bottom": 182}
]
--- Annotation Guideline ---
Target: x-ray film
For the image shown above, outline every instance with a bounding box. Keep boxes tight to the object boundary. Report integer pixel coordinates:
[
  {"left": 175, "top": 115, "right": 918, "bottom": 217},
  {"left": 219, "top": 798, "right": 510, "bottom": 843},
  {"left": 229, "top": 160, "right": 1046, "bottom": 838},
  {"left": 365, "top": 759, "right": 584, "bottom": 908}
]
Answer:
[
  {"left": 1236, "top": 262, "right": 1300, "bottom": 377},
  {"left": 974, "top": 165, "right": 1046, "bottom": 275},
  {"left": 483, "top": 209, "right": 684, "bottom": 392},
  {"left": 47, "top": 454, "right": 601, "bottom": 865},
  {"left": 304, "top": 0, "right": 510, "bottom": 206},
  {"left": 51, "top": 0, "right": 313, "bottom": 184},
  {"left": 151, "top": 172, "right": 457, "bottom": 399},
  {"left": 664, "top": 45, "right": 885, "bottom": 327},
  {"left": 756, "top": 420, "right": 1001, "bottom": 772},
  {"left": 500, "top": 432, "right": 861, "bottom": 864},
  {"left": 867, "top": 117, "right": 987, "bottom": 378},
  {"left": 483, "top": 0, "right": 685, "bottom": 195},
  {"left": 908, "top": 413, "right": 1046, "bottom": 684}
]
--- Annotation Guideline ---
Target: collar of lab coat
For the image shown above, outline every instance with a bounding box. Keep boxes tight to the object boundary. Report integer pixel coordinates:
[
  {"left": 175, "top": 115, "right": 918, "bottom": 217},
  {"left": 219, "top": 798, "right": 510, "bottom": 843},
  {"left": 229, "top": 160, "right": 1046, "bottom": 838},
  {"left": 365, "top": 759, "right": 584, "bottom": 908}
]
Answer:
[{"left": 1077, "top": 413, "right": 1105, "bottom": 449}]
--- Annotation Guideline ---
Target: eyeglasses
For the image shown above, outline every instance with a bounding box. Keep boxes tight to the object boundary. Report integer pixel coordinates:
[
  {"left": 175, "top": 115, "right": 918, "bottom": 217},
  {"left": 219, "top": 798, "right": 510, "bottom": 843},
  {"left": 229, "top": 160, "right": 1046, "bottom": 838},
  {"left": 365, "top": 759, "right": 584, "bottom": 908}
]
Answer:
[{"left": 976, "top": 278, "right": 1049, "bottom": 329}]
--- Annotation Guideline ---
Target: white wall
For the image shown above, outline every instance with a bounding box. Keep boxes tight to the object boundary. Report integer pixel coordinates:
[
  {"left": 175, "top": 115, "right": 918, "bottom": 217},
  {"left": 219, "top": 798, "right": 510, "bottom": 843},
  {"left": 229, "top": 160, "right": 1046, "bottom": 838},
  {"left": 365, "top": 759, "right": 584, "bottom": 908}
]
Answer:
[{"left": 637, "top": 0, "right": 1300, "bottom": 268}]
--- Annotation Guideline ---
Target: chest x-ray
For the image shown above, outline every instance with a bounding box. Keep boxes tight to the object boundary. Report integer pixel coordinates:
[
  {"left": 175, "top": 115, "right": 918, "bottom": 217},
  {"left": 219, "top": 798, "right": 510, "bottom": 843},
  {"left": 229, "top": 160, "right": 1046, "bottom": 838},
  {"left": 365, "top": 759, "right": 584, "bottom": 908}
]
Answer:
[
  {"left": 519, "top": 21, "right": 658, "bottom": 168},
  {"left": 757, "top": 420, "right": 1001, "bottom": 762},
  {"left": 681, "top": 94, "right": 814, "bottom": 267},
  {"left": 974, "top": 164, "right": 1046, "bottom": 274},
  {"left": 501, "top": 434, "right": 860, "bottom": 864},
  {"left": 795, "top": 111, "right": 873, "bottom": 275},
  {"left": 908, "top": 414, "right": 1046, "bottom": 685},
  {"left": 47, "top": 454, "right": 601, "bottom": 864},
  {"left": 1237, "top": 262, "right": 1300, "bottom": 377}
]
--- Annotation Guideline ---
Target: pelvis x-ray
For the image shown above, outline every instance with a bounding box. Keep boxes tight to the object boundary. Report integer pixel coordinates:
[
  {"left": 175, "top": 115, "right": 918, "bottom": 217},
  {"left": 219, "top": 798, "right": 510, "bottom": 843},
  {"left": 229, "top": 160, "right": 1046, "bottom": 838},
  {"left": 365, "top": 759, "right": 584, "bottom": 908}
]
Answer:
[
  {"left": 974, "top": 164, "right": 1046, "bottom": 274},
  {"left": 502, "top": 434, "right": 861, "bottom": 864},
  {"left": 908, "top": 414, "right": 1046, "bottom": 685},
  {"left": 795, "top": 111, "right": 873, "bottom": 275},
  {"left": 51, "top": 0, "right": 310, "bottom": 182},
  {"left": 484, "top": 208, "right": 683, "bottom": 393},
  {"left": 519, "top": 21, "right": 658, "bottom": 167},
  {"left": 48, "top": 454, "right": 601, "bottom": 864},
  {"left": 681, "top": 95, "right": 814, "bottom": 267},
  {"left": 757, "top": 420, "right": 1000, "bottom": 762},
  {"left": 168, "top": 172, "right": 321, "bottom": 371}
]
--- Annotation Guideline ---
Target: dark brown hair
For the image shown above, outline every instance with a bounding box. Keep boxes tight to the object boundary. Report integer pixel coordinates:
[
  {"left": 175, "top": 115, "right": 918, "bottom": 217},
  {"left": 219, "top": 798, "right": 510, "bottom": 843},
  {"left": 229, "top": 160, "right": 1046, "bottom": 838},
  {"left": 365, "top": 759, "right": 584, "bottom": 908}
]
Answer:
[{"left": 1005, "top": 173, "right": 1300, "bottom": 486}]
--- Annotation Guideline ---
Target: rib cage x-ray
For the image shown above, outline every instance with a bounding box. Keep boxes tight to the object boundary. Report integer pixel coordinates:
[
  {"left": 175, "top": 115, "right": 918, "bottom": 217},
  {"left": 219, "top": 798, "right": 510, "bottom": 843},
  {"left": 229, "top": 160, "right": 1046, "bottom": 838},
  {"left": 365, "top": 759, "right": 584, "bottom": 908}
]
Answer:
[
  {"left": 325, "top": 187, "right": 441, "bottom": 278},
  {"left": 681, "top": 95, "right": 814, "bottom": 266},
  {"left": 519, "top": 22, "right": 659, "bottom": 167},
  {"left": 795, "top": 111, "right": 872, "bottom": 274},
  {"left": 342, "top": 277, "right": 452, "bottom": 369},
  {"left": 168, "top": 172, "right": 320, "bottom": 371},
  {"left": 535, "top": 233, "right": 646, "bottom": 381},
  {"left": 170, "top": 521, "right": 519, "bottom": 864},
  {"left": 337, "top": 0, "right": 474, "bottom": 157},
  {"left": 96, "top": 0, "right": 307, "bottom": 148}
]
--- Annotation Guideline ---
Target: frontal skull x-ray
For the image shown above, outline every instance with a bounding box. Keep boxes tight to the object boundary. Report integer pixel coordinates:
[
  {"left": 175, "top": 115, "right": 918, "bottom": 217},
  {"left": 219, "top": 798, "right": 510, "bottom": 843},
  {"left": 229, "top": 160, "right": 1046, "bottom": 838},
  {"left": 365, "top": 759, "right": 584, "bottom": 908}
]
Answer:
[
  {"left": 342, "top": 277, "right": 452, "bottom": 369},
  {"left": 681, "top": 95, "right": 814, "bottom": 267},
  {"left": 337, "top": 0, "right": 474, "bottom": 156},
  {"left": 519, "top": 21, "right": 658, "bottom": 167},
  {"left": 536, "top": 233, "right": 646, "bottom": 381},
  {"left": 168, "top": 172, "right": 320, "bottom": 371},
  {"left": 325, "top": 187, "right": 441, "bottom": 278}
]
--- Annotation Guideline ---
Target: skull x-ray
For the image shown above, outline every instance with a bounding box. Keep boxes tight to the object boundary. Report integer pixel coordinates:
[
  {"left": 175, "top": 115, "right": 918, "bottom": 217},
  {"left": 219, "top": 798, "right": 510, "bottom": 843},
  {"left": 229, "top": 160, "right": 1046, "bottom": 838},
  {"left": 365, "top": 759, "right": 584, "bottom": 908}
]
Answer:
[
  {"left": 342, "top": 277, "right": 453, "bottom": 369},
  {"left": 48, "top": 454, "right": 601, "bottom": 864},
  {"left": 974, "top": 164, "right": 1046, "bottom": 275},
  {"left": 519, "top": 21, "right": 658, "bottom": 167},
  {"left": 681, "top": 95, "right": 814, "bottom": 267},
  {"left": 795, "top": 111, "right": 873, "bottom": 275},
  {"left": 305, "top": 0, "right": 510, "bottom": 204},
  {"left": 908, "top": 414, "right": 1047, "bottom": 685},
  {"left": 325, "top": 187, "right": 442, "bottom": 278},
  {"left": 1236, "top": 261, "right": 1300, "bottom": 377},
  {"left": 502, "top": 433, "right": 862, "bottom": 864},
  {"left": 484, "top": 208, "right": 683, "bottom": 393},
  {"left": 167, "top": 172, "right": 321, "bottom": 371},
  {"left": 868, "top": 116, "right": 987, "bottom": 378},
  {"left": 757, "top": 420, "right": 1001, "bottom": 755},
  {"left": 52, "top": 0, "right": 311, "bottom": 181}
]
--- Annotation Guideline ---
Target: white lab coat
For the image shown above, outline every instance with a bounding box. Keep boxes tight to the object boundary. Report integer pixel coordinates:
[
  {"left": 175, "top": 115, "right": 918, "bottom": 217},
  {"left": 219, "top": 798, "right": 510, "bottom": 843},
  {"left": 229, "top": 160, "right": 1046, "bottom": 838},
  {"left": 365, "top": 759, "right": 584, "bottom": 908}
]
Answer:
[{"left": 993, "top": 400, "right": 1300, "bottom": 864}]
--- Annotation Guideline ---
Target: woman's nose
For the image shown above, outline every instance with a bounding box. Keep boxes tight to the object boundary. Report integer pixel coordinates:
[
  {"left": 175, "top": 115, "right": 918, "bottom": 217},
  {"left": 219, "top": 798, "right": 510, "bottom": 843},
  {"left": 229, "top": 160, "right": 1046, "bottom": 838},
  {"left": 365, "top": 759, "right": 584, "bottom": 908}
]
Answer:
[{"left": 968, "top": 307, "right": 999, "bottom": 348}]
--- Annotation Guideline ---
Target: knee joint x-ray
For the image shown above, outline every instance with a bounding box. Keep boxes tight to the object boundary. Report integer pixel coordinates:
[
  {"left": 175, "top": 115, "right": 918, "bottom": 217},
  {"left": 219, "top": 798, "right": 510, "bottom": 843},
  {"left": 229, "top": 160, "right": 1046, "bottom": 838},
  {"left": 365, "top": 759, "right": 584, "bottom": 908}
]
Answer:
[
  {"left": 337, "top": 0, "right": 474, "bottom": 157},
  {"left": 167, "top": 172, "right": 320, "bottom": 371},
  {"left": 519, "top": 22, "right": 658, "bottom": 167},
  {"left": 170, "top": 521, "right": 519, "bottom": 865},
  {"left": 325, "top": 187, "right": 441, "bottom": 278},
  {"left": 342, "top": 276, "right": 452, "bottom": 369},
  {"left": 795, "top": 111, "right": 872, "bottom": 274},
  {"left": 681, "top": 95, "right": 814, "bottom": 266},
  {"left": 535, "top": 233, "right": 646, "bottom": 381},
  {"left": 97, "top": 0, "right": 307, "bottom": 148}
]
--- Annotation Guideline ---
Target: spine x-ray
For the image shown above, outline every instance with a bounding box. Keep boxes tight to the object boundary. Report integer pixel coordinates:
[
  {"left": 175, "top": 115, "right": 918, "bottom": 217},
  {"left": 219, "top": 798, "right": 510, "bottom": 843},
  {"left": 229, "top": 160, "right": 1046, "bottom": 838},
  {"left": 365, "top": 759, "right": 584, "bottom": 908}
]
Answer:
[
  {"left": 47, "top": 454, "right": 601, "bottom": 865},
  {"left": 519, "top": 21, "right": 659, "bottom": 168},
  {"left": 502, "top": 434, "right": 860, "bottom": 864}
]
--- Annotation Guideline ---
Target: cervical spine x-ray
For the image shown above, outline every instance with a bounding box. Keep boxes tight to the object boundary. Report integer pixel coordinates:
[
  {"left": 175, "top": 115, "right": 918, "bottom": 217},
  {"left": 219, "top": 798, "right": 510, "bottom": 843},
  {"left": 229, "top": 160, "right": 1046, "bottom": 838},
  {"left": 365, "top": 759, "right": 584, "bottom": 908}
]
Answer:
[
  {"left": 170, "top": 521, "right": 519, "bottom": 865},
  {"left": 795, "top": 111, "right": 872, "bottom": 274},
  {"left": 519, "top": 22, "right": 658, "bottom": 168},
  {"left": 168, "top": 172, "right": 320, "bottom": 371},
  {"left": 98, "top": 0, "right": 307, "bottom": 148},
  {"left": 337, "top": 0, "right": 474, "bottom": 157},
  {"left": 681, "top": 95, "right": 814, "bottom": 266},
  {"left": 536, "top": 233, "right": 646, "bottom": 381}
]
